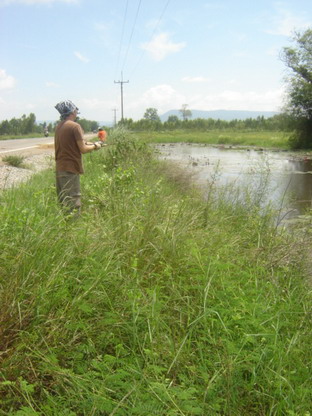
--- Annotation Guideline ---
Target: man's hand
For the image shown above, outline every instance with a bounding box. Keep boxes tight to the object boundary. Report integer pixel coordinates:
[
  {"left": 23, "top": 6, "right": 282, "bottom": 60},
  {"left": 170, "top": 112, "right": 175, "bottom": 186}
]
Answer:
[
  {"left": 97, "top": 141, "right": 106, "bottom": 147},
  {"left": 94, "top": 142, "right": 102, "bottom": 150}
]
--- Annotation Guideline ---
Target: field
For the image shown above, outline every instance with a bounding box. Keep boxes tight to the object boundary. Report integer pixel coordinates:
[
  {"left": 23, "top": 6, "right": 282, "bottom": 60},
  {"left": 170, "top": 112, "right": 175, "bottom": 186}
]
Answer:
[
  {"left": 133, "top": 130, "right": 290, "bottom": 149},
  {"left": 0, "top": 130, "right": 311, "bottom": 415}
]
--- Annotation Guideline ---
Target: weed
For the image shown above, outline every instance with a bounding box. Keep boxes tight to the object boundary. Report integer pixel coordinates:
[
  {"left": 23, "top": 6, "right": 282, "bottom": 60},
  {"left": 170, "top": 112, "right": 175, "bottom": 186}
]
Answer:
[
  {"left": 2, "top": 154, "right": 26, "bottom": 168},
  {"left": 0, "top": 130, "right": 311, "bottom": 415}
]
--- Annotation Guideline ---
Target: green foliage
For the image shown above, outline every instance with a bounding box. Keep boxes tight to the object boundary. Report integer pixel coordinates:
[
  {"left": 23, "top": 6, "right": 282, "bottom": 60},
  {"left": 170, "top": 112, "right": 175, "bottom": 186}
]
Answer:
[
  {"left": 167, "top": 115, "right": 179, "bottom": 123},
  {"left": 119, "top": 114, "right": 292, "bottom": 133},
  {"left": 288, "top": 118, "right": 312, "bottom": 149},
  {"left": 134, "top": 129, "right": 290, "bottom": 148},
  {"left": 99, "top": 126, "right": 152, "bottom": 170},
  {"left": 2, "top": 154, "right": 26, "bottom": 167},
  {"left": 0, "top": 113, "right": 37, "bottom": 136},
  {"left": 0, "top": 131, "right": 311, "bottom": 414},
  {"left": 282, "top": 28, "right": 312, "bottom": 148},
  {"left": 143, "top": 107, "right": 161, "bottom": 122},
  {"left": 77, "top": 117, "right": 99, "bottom": 133},
  {"left": 0, "top": 114, "right": 99, "bottom": 138},
  {"left": 0, "top": 110, "right": 294, "bottom": 140},
  {"left": 12, "top": 407, "right": 39, "bottom": 416},
  {"left": 179, "top": 104, "right": 192, "bottom": 121}
]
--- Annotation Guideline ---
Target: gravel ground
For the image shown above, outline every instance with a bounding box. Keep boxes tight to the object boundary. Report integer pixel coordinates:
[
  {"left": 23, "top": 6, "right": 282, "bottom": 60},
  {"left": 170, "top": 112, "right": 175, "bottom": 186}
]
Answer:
[
  {"left": 0, "top": 151, "right": 54, "bottom": 190},
  {"left": 0, "top": 134, "right": 98, "bottom": 190}
]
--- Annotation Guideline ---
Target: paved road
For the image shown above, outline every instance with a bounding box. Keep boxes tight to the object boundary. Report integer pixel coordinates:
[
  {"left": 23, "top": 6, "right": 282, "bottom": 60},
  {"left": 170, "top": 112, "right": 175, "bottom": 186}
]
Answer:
[
  {"left": 0, "top": 133, "right": 94, "bottom": 156},
  {"left": 0, "top": 136, "right": 54, "bottom": 155}
]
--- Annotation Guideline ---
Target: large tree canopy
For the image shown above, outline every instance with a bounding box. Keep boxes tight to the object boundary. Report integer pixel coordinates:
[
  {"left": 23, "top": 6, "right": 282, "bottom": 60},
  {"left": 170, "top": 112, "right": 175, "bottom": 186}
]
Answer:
[
  {"left": 282, "top": 29, "right": 312, "bottom": 147},
  {"left": 143, "top": 108, "right": 160, "bottom": 122}
]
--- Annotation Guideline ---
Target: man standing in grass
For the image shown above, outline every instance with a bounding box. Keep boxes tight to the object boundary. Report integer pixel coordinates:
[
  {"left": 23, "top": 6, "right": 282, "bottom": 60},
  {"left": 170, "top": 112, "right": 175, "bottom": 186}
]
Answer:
[{"left": 54, "top": 100, "right": 101, "bottom": 214}]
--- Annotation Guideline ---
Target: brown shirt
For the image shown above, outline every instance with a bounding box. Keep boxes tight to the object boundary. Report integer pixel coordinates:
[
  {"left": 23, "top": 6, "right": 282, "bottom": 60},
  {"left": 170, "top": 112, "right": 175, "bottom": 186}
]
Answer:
[{"left": 54, "top": 120, "right": 84, "bottom": 174}]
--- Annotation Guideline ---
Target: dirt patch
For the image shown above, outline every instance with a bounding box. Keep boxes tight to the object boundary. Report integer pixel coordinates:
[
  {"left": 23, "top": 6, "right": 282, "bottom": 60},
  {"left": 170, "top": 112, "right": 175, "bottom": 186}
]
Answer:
[
  {"left": 0, "top": 149, "right": 54, "bottom": 190},
  {"left": 38, "top": 143, "right": 54, "bottom": 149}
]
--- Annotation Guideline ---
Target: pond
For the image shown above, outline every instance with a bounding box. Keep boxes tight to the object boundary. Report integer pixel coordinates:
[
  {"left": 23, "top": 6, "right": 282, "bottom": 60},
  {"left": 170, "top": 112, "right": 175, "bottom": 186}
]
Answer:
[{"left": 155, "top": 143, "right": 312, "bottom": 225}]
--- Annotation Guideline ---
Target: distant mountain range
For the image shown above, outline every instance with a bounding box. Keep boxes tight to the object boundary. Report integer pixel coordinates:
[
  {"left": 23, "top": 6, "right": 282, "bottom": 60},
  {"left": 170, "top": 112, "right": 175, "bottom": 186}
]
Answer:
[{"left": 160, "top": 109, "right": 279, "bottom": 122}]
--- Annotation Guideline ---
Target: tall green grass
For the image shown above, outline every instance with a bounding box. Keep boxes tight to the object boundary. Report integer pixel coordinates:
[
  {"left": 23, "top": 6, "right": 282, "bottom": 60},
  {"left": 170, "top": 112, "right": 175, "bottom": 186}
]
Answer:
[{"left": 0, "top": 129, "right": 311, "bottom": 415}]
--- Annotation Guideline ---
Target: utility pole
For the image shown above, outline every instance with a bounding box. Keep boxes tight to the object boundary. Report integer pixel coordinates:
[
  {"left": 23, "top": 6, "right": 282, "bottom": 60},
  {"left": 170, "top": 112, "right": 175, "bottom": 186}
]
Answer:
[
  {"left": 114, "top": 72, "right": 129, "bottom": 123},
  {"left": 112, "top": 108, "right": 118, "bottom": 127}
]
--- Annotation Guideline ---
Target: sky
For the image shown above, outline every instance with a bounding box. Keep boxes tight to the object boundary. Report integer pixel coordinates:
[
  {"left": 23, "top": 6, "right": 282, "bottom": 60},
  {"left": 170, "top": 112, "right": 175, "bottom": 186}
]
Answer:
[{"left": 0, "top": 0, "right": 312, "bottom": 124}]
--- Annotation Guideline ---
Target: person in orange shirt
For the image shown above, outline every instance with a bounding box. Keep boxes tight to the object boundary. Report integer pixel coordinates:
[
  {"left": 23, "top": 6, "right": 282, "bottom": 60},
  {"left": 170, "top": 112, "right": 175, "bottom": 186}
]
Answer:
[{"left": 97, "top": 128, "right": 107, "bottom": 143}]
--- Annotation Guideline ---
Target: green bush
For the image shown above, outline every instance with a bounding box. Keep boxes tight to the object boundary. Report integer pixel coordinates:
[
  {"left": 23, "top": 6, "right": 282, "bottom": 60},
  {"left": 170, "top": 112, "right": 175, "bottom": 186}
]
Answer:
[{"left": 2, "top": 154, "right": 26, "bottom": 167}]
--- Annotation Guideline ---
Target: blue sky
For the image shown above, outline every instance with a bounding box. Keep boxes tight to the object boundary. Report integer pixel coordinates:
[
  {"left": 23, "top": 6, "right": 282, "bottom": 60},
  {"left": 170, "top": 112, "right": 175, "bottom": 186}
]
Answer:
[{"left": 1, "top": 0, "right": 311, "bottom": 124}]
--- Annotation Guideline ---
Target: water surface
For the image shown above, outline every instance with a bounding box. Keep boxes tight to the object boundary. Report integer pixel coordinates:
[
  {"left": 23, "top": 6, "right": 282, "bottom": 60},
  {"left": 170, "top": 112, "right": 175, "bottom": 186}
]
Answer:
[{"left": 155, "top": 143, "right": 312, "bottom": 223}]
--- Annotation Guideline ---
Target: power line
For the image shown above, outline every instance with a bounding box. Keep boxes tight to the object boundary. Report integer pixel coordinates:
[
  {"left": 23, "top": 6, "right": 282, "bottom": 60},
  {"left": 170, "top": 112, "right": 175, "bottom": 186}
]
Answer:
[
  {"left": 121, "top": 0, "right": 142, "bottom": 72},
  {"left": 114, "top": 0, "right": 129, "bottom": 80},
  {"left": 112, "top": 0, "right": 171, "bottom": 121},
  {"left": 129, "top": 0, "right": 171, "bottom": 78}
]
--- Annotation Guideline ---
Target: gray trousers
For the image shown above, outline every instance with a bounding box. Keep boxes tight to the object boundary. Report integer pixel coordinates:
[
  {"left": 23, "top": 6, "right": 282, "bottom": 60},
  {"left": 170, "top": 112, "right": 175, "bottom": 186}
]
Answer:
[{"left": 56, "top": 171, "right": 81, "bottom": 213}]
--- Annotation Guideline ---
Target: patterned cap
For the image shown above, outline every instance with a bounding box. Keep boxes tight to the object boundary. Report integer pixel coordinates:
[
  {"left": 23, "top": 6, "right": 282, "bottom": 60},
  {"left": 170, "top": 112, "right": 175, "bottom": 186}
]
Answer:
[{"left": 55, "top": 100, "right": 79, "bottom": 116}]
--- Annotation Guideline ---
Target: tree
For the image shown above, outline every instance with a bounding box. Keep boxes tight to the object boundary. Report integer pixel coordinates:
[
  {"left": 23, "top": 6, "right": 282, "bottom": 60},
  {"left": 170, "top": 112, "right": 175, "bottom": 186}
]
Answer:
[
  {"left": 143, "top": 108, "right": 160, "bottom": 122},
  {"left": 282, "top": 28, "right": 312, "bottom": 148},
  {"left": 78, "top": 118, "right": 99, "bottom": 132},
  {"left": 179, "top": 104, "right": 192, "bottom": 121},
  {"left": 25, "top": 113, "right": 36, "bottom": 134},
  {"left": 119, "top": 118, "right": 134, "bottom": 129},
  {"left": 0, "top": 120, "right": 10, "bottom": 135},
  {"left": 167, "top": 115, "right": 179, "bottom": 123}
]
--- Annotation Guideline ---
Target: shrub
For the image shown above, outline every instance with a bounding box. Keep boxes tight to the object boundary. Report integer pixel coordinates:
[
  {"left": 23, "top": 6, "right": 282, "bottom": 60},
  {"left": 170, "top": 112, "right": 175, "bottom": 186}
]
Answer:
[{"left": 2, "top": 154, "right": 26, "bottom": 168}]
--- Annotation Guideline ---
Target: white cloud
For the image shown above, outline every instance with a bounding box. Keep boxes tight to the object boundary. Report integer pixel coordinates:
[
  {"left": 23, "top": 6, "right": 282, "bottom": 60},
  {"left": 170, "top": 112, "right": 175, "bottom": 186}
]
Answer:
[
  {"left": 182, "top": 76, "right": 211, "bottom": 83},
  {"left": 0, "top": 100, "right": 36, "bottom": 120},
  {"left": 46, "top": 81, "right": 59, "bottom": 88},
  {"left": 0, "top": 69, "right": 16, "bottom": 90},
  {"left": 74, "top": 51, "right": 90, "bottom": 63},
  {"left": 141, "top": 33, "right": 186, "bottom": 61},
  {"left": 128, "top": 84, "right": 185, "bottom": 116},
  {"left": 123, "top": 85, "right": 285, "bottom": 120},
  {"left": 79, "top": 97, "right": 119, "bottom": 117},
  {"left": 265, "top": 7, "right": 310, "bottom": 37},
  {"left": 189, "top": 88, "right": 286, "bottom": 112},
  {"left": 81, "top": 98, "right": 110, "bottom": 110},
  {"left": 0, "top": 0, "right": 77, "bottom": 5}
]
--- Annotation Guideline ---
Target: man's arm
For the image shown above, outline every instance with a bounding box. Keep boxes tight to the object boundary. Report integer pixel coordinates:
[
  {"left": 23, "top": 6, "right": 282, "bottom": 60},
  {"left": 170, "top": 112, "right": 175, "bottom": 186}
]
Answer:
[
  {"left": 77, "top": 140, "right": 100, "bottom": 154},
  {"left": 74, "top": 123, "right": 100, "bottom": 154}
]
